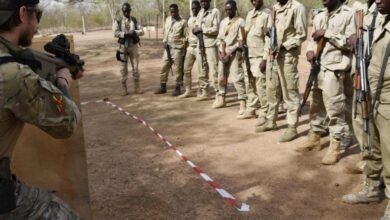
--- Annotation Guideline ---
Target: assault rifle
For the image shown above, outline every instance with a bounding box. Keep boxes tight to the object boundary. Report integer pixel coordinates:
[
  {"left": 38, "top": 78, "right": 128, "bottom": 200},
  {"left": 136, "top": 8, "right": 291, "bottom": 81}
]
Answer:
[
  {"left": 194, "top": 30, "right": 209, "bottom": 71},
  {"left": 269, "top": 7, "right": 277, "bottom": 80},
  {"left": 165, "top": 43, "right": 174, "bottom": 75},
  {"left": 354, "top": 10, "right": 372, "bottom": 152},
  {"left": 240, "top": 27, "right": 255, "bottom": 87},
  {"left": 298, "top": 37, "right": 326, "bottom": 116}
]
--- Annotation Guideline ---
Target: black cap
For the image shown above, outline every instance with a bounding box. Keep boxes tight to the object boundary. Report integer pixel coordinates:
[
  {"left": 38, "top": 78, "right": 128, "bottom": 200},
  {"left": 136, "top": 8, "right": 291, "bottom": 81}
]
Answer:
[{"left": 0, "top": 0, "right": 40, "bottom": 25}]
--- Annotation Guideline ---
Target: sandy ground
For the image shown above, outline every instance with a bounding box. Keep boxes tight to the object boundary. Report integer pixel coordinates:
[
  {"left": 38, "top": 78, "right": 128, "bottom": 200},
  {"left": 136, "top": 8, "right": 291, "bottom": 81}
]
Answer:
[{"left": 75, "top": 29, "right": 386, "bottom": 219}]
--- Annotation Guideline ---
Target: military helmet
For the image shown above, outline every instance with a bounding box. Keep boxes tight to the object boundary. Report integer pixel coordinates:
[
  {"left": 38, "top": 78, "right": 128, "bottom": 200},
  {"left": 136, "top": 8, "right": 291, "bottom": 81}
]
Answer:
[{"left": 0, "top": 0, "right": 40, "bottom": 25}]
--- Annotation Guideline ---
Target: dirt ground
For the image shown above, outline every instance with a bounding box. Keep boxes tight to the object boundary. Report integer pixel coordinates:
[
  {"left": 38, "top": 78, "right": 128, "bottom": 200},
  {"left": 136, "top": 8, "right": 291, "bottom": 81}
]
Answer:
[{"left": 75, "top": 29, "right": 386, "bottom": 219}]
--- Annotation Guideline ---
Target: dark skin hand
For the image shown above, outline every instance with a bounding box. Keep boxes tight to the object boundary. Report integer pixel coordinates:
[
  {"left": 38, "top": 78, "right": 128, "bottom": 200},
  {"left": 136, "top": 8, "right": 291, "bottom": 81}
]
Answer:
[
  {"left": 259, "top": 60, "right": 267, "bottom": 73},
  {"left": 312, "top": 29, "right": 326, "bottom": 41},
  {"left": 306, "top": 51, "right": 315, "bottom": 62},
  {"left": 348, "top": 33, "right": 357, "bottom": 52}
]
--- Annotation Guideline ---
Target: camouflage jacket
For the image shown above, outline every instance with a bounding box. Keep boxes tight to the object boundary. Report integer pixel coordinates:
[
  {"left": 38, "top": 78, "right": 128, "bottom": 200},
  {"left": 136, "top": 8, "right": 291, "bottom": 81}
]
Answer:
[{"left": 0, "top": 37, "right": 80, "bottom": 159}]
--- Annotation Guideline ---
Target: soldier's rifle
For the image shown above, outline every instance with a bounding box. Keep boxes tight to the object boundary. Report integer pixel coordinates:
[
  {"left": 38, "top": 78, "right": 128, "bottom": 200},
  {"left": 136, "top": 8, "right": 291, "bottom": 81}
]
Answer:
[
  {"left": 240, "top": 26, "right": 256, "bottom": 87},
  {"left": 194, "top": 30, "right": 209, "bottom": 72},
  {"left": 269, "top": 7, "right": 277, "bottom": 80},
  {"left": 354, "top": 10, "right": 372, "bottom": 153},
  {"left": 178, "top": 41, "right": 188, "bottom": 86},
  {"left": 298, "top": 36, "right": 326, "bottom": 116},
  {"left": 165, "top": 43, "right": 174, "bottom": 76}
]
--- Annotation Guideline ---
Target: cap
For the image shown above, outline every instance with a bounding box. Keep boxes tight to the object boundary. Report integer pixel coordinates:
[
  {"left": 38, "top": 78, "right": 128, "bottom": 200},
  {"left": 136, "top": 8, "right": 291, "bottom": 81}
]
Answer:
[{"left": 0, "top": 0, "right": 40, "bottom": 25}]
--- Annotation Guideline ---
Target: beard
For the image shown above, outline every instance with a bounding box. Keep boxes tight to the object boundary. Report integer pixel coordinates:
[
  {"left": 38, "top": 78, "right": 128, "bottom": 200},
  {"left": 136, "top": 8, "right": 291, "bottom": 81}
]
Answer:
[{"left": 18, "top": 22, "right": 35, "bottom": 47}]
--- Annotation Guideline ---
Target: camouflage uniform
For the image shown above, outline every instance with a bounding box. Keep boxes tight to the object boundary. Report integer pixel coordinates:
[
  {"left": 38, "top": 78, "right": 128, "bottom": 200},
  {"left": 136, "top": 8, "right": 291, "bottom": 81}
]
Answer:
[
  {"left": 306, "top": 4, "right": 356, "bottom": 164},
  {"left": 195, "top": 7, "right": 221, "bottom": 96},
  {"left": 160, "top": 16, "right": 187, "bottom": 86},
  {"left": 0, "top": 37, "right": 80, "bottom": 219},
  {"left": 113, "top": 15, "right": 144, "bottom": 92},
  {"left": 244, "top": 7, "right": 271, "bottom": 121}
]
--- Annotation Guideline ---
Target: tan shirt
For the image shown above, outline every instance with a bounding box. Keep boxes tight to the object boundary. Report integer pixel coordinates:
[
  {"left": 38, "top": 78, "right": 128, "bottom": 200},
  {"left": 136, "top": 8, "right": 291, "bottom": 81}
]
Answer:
[
  {"left": 163, "top": 16, "right": 187, "bottom": 49},
  {"left": 368, "top": 18, "right": 390, "bottom": 116},
  {"left": 344, "top": 0, "right": 365, "bottom": 11},
  {"left": 307, "top": 5, "right": 356, "bottom": 71},
  {"left": 0, "top": 37, "right": 80, "bottom": 158},
  {"left": 217, "top": 16, "right": 245, "bottom": 52},
  {"left": 196, "top": 8, "right": 221, "bottom": 48},
  {"left": 186, "top": 15, "right": 199, "bottom": 47},
  {"left": 274, "top": 0, "right": 307, "bottom": 56},
  {"left": 245, "top": 8, "right": 271, "bottom": 58},
  {"left": 113, "top": 15, "right": 144, "bottom": 46}
]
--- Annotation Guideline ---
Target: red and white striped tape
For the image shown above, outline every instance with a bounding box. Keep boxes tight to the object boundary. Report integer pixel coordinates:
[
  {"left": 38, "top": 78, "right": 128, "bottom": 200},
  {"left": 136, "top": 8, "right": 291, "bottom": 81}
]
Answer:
[{"left": 81, "top": 98, "right": 250, "bottom": 212}]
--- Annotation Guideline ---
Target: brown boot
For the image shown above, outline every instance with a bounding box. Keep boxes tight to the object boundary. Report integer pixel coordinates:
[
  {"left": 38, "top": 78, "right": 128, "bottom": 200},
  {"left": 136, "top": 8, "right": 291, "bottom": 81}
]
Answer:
[
  {"left": 279, "top": 126, "right": 298, "bottom": 142},
  {"left": 196, "top": 89, "right": 209, "bottom": 101},
  {"left": 321, "top": 139, "right": 341, "bottom": 165},
  {"left": 342, "top": 179, "right": 381, "bottom": 204},
  {"left": 237, "top": 110, "right": 256, "bottom": 120},
  {"left": 154, "top": 83, "right": 167, "bottom": 95},
  {"left": 179, "top": 86, "right": 192, "bottom": 98},
  {"left": 212, "top": 95, "right": 226, "bottom": 109},
  {"left": 122, "top": 82, "right": 129, "bottom": 96},
  {"left": 134, "top": 80, "right": 143, "bottom": 94},
  {"left": 237, "top": 100, "right": 246, "bottom": 116},
  {"left": 295, "top": 131, "right": 321, "bottom": 152}
]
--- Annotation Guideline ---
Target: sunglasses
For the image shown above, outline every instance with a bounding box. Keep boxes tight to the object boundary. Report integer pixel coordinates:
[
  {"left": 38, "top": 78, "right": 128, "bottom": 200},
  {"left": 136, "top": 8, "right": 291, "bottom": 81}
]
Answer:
[{"left": 26, "top": 7, "right": 43, "bottom": 23}]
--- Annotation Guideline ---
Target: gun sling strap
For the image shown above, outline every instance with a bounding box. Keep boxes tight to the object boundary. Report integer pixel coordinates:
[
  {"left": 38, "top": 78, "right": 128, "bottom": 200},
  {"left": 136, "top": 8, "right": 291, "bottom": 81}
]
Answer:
[
  {"left": 0, "top": 56, "right": 41, "bottom": 72},
  {"left": 372, "top": 39, "right": 390, "bottom": 109}
]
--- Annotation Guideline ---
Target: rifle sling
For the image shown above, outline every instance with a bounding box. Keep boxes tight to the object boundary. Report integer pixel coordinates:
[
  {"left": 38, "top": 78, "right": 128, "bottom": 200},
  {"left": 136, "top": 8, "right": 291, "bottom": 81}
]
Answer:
[
  {"left": 0, "top": 56, "right": 41, "bottom": 73},
  {"left": 372, "top": 40, "right": 390, "bottom": 109}
]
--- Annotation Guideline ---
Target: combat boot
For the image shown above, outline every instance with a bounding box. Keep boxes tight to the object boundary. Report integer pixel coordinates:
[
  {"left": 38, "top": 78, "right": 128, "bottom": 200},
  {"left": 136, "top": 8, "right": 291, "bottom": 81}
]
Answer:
[
  {"left": 172, "top": 84, "right": 181, "bottom": 96},
  {"left": 237, "top": 110, "right": 256, "bottom": 120},
  {"left": 179, "top": 86, "right": 191, "bottom": 98},
  {"left": 237, "top": 100, "right": 246, "bottom": 116},
  {"left": 256, "top": 116, "right": 267, "bottom": 127},
  {"left": 382, "top": 200, "right": 390, "bottom": 220},
  {"left": 342, "top": 179, "right": 381, "bottom": 204},
  {"left": 279, "top": 126, "right": 298, "bottom": 142},
  {"left": 212, "top": 95, "right": 226, "bottom": 109},
  {"left": 255, "top": 122, "right": 276, "bottom": 133},
  {"left": 134, "top": 80, "right": 143, "bottom": 94},
  {"left": 121, "top": 82, "right": 129, "bottom": 96},
  {"left": 295, "top": 131, "right": 321, "bottom": 152},
  {"left": 321, "top": 138, "right": 341, "bottom": 165},
  {"left": 196, "top": 89, "right": 209, "bottom": 101},
  {"left": 154, "top": 83, "right": 167, "bottom": 95}
]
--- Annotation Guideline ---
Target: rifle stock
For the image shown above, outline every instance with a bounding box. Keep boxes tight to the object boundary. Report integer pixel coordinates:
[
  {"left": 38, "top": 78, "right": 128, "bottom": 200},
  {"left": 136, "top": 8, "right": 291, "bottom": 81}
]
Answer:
[{"left": 298, "top": 37, "right": 326, "bottom": 116}]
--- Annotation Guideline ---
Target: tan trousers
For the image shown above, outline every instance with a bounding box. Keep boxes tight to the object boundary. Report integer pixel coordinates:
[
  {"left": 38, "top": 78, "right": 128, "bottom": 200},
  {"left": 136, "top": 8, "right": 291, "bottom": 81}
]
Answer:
[
  {"left": 159, "top": 47, "right": 184, "bottom": 85},
  {"left": 217, "top": 52, "right": 246, "bottom": 100},
  {"left": 266, "top": 55, "right": 300, "bottom": 127},
  {"left": 245, "top": 57, "right": 268, "bottom": 117},
  {"left": 363, "top": 104, "right": 390, "bottom": 197},
  {"left": 197, "top": 46, "right": 218, "bottom": 91},
  {"left": 183, "top": 46, "right": 199, "bottom": 87},
  {"left": 310, "top": 69, "right": 350, "bottom": 140},
  {"left": 120, "top": 44, "right": 140, "bottom": 83}
]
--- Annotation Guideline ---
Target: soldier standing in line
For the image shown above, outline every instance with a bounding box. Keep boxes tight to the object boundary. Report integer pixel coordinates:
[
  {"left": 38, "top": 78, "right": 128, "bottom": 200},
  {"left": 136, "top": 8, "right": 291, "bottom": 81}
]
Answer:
[
  {"left": 255, "top": 0, "right": 307, "bottom": 143},
  {"left": 342, "top": 1, "right": 390, "bottom": 219},
  {"left": 113, "top": 3, "right": 144, "bottom": 96},
  {"left": 211, "top": 0, "right": 246, "bottom": 115},
  {"left": 179, "top": 1, "right": 201, "bottom": 99},
  {"left": 0, "top": 0, "right": 82, "bottom": 218},
  {"left": 295, "top": 0, "right": 356, "bottom": 165},
  {"left": 192, "top": 0, "right": 221, "bottom": 102},
  {"left": 154, "top": 4, "right": 187, "bottom": 96},
  {"left": 238, "top": 0, "right": 271, "bottom": 121}
]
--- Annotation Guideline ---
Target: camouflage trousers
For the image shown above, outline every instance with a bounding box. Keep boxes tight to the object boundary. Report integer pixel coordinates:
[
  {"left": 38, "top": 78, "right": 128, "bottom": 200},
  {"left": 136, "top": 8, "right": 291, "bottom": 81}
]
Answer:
[
  {"left": 119, "top": 44, "right": 140, "bottom": 83},
  {"left": 160, "top": 47, "right": 184, "bottom": 85},
  {"left": 197, "top": 46, "right": 219, "bottom": 92},
  {"left": 217, "top": 52, "right": 246, "bottom": 100},
  {"left": 0, "top": 180, "right": 79, "bottom": 220}
]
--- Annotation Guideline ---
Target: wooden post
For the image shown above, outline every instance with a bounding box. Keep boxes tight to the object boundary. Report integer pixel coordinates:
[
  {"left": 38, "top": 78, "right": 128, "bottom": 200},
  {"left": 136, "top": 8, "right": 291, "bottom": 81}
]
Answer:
[
  {"left": 81, "top": 15, "right": 86, "bottom": 35},
  {"left": 156, "top": 14, "right": 159, "bottom": 40}
]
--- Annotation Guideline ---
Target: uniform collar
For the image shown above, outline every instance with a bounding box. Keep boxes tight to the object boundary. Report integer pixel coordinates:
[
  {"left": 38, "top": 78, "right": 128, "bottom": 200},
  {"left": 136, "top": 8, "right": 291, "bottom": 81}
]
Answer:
[
  {"left": 368, "top": 3, "right": 377, "bottom": 14},
  {"left": 276, "top": 0, "right": 292, "bottom": 12},
  {"left": 250, "top": 6, "right": 265, "bottom": 17}
]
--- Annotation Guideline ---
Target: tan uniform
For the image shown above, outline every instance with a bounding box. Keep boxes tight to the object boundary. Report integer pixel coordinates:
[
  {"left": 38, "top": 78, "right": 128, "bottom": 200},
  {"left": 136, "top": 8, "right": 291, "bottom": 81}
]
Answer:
[
  {"left": 217, "top": 16, "right": 246, "bottom": 100},
  {"left": 344, "top": 0, "right": 365, "bottom": 11},
  {"left": 160, "top": 16, "right": 187, "bottom": 85},
  {"left": 0, "top": 37, "right": 80, "bottom": 218},
  {"left": 183, "top": 15, "right": 200, "bottom": 88},
  {"left": 196, "top": 7, "right": 221, "bottom": 92},
  {"left": 245, "top": 7, "right": 271, "bottom": 117},
  {"left": 265, "top": 0, "right": 307, "bottom": 127},
  {"left": 307, "top": 4, "right": 356, "bottom": 140},
  {"left": 362, "top": 16, "right": 390, "bottom": 198},
  {"left": 113, "top": 15, "right": 144, "bottom": 83}
]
